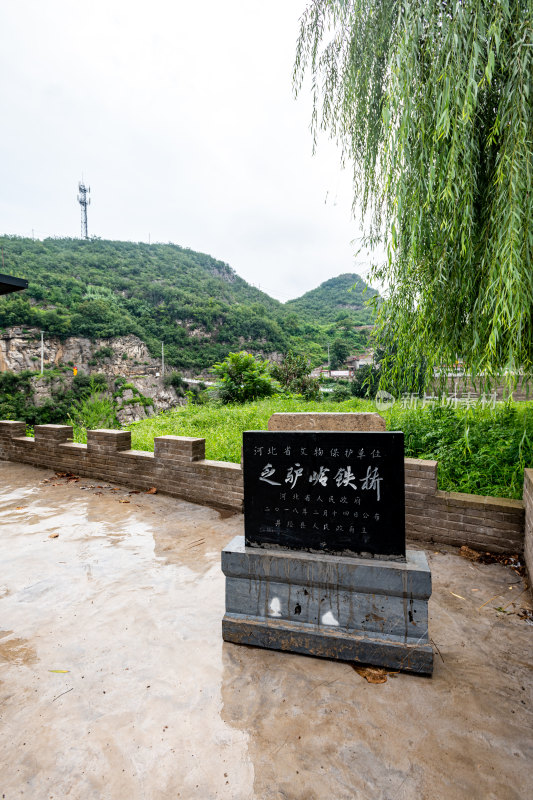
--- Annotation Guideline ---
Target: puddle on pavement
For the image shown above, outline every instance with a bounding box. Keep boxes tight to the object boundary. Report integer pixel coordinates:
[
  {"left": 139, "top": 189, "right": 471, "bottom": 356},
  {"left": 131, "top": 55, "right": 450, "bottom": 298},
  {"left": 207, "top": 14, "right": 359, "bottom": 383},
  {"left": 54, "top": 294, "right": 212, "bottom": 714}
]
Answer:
[
  {"left": 1, "top": 461, "right": 531, "bottom": 800},
  {"left": 0, "top": 462, "right": 252, "bottom": 799}
]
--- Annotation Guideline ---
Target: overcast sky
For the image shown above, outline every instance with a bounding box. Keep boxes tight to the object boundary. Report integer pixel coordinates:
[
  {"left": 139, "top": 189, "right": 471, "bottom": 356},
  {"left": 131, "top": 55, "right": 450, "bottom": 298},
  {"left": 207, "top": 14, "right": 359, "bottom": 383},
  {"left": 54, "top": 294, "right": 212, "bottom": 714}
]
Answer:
[{"left": 0, "top": 0, "right": 379, "bottom": 302}]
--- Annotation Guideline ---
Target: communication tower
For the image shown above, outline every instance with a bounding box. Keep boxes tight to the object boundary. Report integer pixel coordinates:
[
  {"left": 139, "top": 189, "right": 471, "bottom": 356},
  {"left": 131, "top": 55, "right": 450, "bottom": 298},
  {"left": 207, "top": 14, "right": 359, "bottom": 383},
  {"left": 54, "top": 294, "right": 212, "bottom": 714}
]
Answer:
[{"left": 77, "top": 181, "right": 91, "bottom": 239}]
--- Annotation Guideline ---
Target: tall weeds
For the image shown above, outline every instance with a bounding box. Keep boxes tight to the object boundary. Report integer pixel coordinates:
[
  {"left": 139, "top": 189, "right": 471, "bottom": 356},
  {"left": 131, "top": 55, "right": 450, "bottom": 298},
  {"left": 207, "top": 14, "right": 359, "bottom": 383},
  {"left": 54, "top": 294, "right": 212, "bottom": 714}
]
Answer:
[{"left": 128, "top": 396, "right": 532, "bottom": 499}]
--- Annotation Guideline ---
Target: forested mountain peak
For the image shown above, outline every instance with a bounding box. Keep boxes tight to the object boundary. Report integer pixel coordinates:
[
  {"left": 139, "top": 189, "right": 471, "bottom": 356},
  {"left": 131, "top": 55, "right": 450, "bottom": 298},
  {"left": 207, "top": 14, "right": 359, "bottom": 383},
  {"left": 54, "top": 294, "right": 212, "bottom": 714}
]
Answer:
[
  {"left": 0, "top": 236, "right": 374, "bottom": 370},
  {"left": 285, "top": 273, "right": 378, "bottom": 325}
]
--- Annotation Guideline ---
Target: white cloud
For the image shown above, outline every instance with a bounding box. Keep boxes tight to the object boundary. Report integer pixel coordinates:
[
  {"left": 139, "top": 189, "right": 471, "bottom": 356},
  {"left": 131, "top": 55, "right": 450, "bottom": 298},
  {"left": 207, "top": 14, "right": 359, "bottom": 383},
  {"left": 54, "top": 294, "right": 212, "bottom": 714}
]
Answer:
[{"left": 0, "top": 0, "right": 382, "bottom": 300}]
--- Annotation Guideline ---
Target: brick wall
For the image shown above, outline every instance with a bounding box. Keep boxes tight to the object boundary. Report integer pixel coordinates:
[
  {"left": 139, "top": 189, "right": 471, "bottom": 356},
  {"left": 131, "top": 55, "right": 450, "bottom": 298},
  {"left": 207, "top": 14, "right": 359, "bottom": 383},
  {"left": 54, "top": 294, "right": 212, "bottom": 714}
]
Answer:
[
  {"left": 404, "top": 458, "right": 524, "bottom": 554},
  {"left": 524, "top": 469, "right": 533, "bottom": 586},
  {"left": 0, "top": 421, "right": 527, "bottom": 555},
  {"left": 0, "top": 422, "right": 243, "bottom": 512}
]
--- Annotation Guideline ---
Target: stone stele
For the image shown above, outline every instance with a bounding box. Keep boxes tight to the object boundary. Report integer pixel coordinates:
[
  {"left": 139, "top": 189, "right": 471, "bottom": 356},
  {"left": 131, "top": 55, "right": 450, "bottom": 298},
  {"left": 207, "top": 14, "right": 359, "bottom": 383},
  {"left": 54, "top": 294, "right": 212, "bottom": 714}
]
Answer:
[
  {"left": 222, "top": 539, "right": 433, "bottom": 674},
  {"left": 222, "top": 412, "right": 433, "bottom": 674},
  {"left": 268, "top": 411, "right": 387, "bottom": 432}
]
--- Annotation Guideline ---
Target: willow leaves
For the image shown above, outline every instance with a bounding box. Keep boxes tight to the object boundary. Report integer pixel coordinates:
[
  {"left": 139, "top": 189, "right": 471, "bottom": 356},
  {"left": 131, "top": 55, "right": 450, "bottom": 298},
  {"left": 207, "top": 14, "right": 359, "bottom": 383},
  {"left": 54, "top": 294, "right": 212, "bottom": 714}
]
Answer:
[{"left": 295, "top": 0, "right": 532, "bottom": 387}]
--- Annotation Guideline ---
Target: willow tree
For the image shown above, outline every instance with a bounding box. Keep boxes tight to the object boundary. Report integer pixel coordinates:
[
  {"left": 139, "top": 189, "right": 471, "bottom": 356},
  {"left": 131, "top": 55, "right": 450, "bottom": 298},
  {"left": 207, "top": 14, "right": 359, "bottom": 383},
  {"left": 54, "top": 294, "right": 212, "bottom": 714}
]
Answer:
[{"left": 295, "top": 0, "right": 532, "bottom": 388}]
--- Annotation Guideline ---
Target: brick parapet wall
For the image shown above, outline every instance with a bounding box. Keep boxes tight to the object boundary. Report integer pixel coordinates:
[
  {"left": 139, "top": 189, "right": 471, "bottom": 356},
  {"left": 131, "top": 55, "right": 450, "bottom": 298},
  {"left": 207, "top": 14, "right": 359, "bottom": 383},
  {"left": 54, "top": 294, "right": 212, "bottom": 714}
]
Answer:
[
  {"left": 0, "top": 421, "right": 527, "bottom": 554},
  {"left": 0, "top": 422, "right": 244, "bottom": 512},
  {"left": 523, "top": 469, "right": 533, "bottom": 587},
  {"left": 404, "top": 458, "right": 524, "bottom": 554}
]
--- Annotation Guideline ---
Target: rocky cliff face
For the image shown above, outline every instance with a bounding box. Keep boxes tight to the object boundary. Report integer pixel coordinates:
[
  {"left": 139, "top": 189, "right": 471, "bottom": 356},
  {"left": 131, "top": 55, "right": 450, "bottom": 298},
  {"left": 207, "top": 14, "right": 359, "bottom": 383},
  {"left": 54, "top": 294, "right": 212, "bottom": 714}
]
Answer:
[
  {"left": 0, "top": 327, "right": 158, "bottom": 375},
  {"left": 0, "top": 327, "right": 187, "bottom": 422},
  {"left": 114, "top": 377, "right": 186, "bottom": 425}
]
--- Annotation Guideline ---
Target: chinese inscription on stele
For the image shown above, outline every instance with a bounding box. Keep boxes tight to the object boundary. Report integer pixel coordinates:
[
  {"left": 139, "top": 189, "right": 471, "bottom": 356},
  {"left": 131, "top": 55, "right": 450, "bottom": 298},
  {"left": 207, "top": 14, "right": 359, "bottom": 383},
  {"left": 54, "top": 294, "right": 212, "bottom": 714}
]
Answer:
[{"left": 243, "top": 431, "right": 405, "bottom": 559}]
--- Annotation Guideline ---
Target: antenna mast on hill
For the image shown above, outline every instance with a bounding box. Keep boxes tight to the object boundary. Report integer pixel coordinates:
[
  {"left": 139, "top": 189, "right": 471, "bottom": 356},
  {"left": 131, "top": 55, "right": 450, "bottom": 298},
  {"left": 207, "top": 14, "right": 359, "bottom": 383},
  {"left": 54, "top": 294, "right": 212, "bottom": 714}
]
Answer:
[{"left": 77, "top": 181, "right": 90, "bottom": 239}]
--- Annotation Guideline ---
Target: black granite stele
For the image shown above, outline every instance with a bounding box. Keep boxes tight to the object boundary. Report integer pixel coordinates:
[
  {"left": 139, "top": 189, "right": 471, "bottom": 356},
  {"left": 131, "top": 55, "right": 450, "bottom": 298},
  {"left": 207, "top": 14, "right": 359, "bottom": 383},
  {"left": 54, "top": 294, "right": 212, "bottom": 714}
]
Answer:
[
  {"left": 222, "top": 427, "right": 432, "bottom": 673},
  {"left": 243, "top": 431, "right": 405, "bottom": 559}
]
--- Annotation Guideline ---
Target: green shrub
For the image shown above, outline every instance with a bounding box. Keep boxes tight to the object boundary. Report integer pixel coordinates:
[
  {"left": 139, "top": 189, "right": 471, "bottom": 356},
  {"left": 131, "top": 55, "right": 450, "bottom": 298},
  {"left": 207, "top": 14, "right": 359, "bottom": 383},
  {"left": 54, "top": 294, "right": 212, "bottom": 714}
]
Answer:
[
  {"left": 68, "top": 378, "right": 118, "bottom": 440},
  {"left": 164, "top": 371, "right": 187, "bottom": 395},
  {"left": 185, "top": 385, "right": 208, "bottom": 405},
  {"left": 351, "top": 365, "right": 379, "bottom": 398},
  {"left": 91, "top": 346, "right": 113, "bottom": 361},
  {"left": 270, "top": 351, "right": 308, "bottom": 390},
  {"left": 72, "top": 372, "right": 91, "bottom": 392},
  {"left": 117, "top": 382, "right": 135, "bottom": 392},
  {"left": 330, "top": 384, "right": 351, "bottom": 402},
  {"left": 388, "top": 400, "right": 533, "bottom": 499},
  {"left": 0, "top": 369, "right": 113, "bottom": 427},
  {"left": 330, "top": 339, "right": 350, "bottom": 369},
  {"left": 91, "top": 373, "right": 108, "bottom": 391},
  {"left": 270, "top": 351, "right": 320, "bottom": 399},
  {"left": 0, "top": 371, "right": 35, "bottom": 421},
  {"left": 294, "top": 374, "right": 321, "bottom": 401},
  {"left": 210, "top": 351, "right": 279, "bottom": 404}
]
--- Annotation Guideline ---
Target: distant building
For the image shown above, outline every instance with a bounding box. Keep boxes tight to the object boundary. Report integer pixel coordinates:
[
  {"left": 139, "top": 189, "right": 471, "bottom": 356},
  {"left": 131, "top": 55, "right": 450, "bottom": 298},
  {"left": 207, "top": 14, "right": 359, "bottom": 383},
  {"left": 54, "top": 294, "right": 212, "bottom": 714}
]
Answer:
[
  {"left": 314, "top": 349, "right": 375, "bottom": 379},
  {"left": 320, "top": 367, "right": 356, "bottom": 379},
  {"left": 330, "top": 369, "right": 353, "bottom": 378},
  {"left": 357, "top": 351, "right": 374, "bottom": 367}
]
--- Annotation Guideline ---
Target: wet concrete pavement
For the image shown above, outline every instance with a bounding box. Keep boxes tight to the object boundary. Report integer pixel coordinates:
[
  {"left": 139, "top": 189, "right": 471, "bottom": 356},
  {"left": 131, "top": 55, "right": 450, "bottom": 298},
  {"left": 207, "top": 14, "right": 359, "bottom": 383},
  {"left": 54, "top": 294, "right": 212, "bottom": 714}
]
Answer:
[{"left": 0, "top": 461, "right": 531, "bottom": 800}]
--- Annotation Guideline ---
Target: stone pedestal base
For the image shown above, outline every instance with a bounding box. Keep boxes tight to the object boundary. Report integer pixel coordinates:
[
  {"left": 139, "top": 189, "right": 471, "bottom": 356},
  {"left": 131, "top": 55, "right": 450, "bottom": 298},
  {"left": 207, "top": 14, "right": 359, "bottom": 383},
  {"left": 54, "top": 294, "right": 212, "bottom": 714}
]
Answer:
[{"left": 221, "top": 536, "right": 433, "bottom": 675}]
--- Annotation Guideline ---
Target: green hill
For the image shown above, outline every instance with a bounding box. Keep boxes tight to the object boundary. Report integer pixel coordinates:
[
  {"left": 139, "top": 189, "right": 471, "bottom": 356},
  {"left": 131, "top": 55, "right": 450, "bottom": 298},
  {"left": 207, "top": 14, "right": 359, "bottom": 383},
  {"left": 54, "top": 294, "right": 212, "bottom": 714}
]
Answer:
[
  {"left": 0, "top": 237, "right": 375, "bottom": 371},
  {"left": 286, "top": 273, "right": 378, "bottom": 325}
]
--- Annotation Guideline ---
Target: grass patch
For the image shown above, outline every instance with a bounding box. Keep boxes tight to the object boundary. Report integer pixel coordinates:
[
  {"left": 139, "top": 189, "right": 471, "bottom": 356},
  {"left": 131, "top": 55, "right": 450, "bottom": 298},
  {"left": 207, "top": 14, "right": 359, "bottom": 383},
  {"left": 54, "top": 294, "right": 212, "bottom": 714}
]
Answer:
[
  {"left": 388, "top": 401, "right": 532, "bottom": 499},
  {"left": 127, "top": 396, "right": 532, "bottom": 499},
  {"left": 128, "top": 396, "right": 375, "bottom": 463}
]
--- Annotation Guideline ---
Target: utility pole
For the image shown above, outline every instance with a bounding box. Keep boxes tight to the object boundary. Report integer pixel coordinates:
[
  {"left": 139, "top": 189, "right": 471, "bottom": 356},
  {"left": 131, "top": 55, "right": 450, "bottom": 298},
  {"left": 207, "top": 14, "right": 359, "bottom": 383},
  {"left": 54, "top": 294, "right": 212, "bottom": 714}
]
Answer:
[
  {"left": 40, "top": 331, "right": 44, "bottom": 375},
  {"left": 328, "top": 343, "right": 330, "bottom": 369},
  {"left": 77, "top": 181, "right": 91, "bottom": 239},
  {"left": 161, "top": 342, "right": 165, "bottom": 377}
]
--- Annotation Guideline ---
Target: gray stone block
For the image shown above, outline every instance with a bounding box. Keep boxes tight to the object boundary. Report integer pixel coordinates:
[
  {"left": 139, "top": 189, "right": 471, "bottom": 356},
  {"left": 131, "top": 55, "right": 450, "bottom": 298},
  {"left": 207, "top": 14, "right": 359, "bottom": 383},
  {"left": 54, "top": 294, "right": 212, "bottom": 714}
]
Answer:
[
  {"left": 268, "top": 412, "right": 387, "bottom": 431},
  {"left": 221, "top": 536, "right": 433, "bottom": 674}
]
